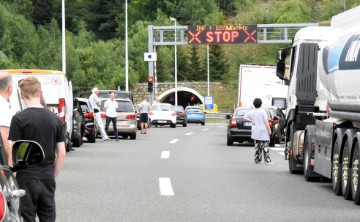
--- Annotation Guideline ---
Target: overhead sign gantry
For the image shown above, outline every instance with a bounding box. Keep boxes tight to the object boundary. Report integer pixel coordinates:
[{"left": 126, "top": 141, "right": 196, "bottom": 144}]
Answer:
[{"left": 146, "top": 23, "right": 319, "bottom": 102}]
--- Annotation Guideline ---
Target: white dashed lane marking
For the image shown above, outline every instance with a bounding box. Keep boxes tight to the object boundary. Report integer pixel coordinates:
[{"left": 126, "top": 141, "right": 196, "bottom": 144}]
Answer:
[
  {"left": 185, "top": 132, "right": 193, "bottom": 136},
  {"left": 161, "top": 151, "right": 170, "bottom": 159},
  {"left": 169, "top": 139, "right": 179, "bottom": 144},
  {"left": 201, "top": 128, "right": 209, "bottom": 131},
  {"left": 159, "top": 178, "right": 174, "bottom": 196}
]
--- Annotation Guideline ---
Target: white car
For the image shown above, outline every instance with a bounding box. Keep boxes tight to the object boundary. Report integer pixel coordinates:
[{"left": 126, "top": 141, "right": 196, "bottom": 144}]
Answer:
[{"left": 149, "top": 103, "right": 176, "bottom": 128}]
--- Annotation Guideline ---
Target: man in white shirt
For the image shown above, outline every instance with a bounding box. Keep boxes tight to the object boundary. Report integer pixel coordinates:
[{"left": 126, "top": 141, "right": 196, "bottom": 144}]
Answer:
[
  {"left": 139, "top": 96, "right": 151, "bottom": 134},
  {"left": 0, "top": 71, "right": 14, "bottom": 166},
  {"left": 89, "top": 87, "right": 110, "bottom": 141},
  {"left": 104, "top": 92, "right": 119, "bottom": 141}
]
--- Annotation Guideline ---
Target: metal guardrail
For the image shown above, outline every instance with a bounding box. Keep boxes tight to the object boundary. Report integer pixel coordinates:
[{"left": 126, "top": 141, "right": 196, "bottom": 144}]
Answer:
[{"left": 205, "top": 113, "right": 231, "bottom": 119}]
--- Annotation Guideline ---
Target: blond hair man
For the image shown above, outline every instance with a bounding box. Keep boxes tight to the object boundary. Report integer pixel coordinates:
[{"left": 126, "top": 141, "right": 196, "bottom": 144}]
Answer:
[{"left": 9, "top": 76, "right": 66, "bottom": 221}]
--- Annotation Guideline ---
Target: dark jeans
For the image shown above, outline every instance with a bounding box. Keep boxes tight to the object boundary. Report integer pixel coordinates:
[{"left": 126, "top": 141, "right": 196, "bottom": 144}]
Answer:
[
  {"left": 17, "top": 177, "right": 56, "bottom": 222},
  {"left": 105, "top": 116, "right": 118, "bottom": 140}
]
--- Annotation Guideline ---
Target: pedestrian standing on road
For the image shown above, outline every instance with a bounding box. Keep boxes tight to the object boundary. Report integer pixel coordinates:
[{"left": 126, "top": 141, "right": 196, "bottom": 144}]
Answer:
[
  {"left": 104, "top": 92, "right": 119, "bottom": 141},
  {"left": 89, "top": 87, "right": 111, "bottom": 141},
  {"left": 139, "top": 96, "right": 151, "bottom": 134},
  {"left": 243, "top": 98, "right": 273, "bottom": 164},
  {"left": 0, "top": 71, "right": 14, "bottom": 166},
  {"left": 9, "top": 76, "right": 66, "bottom": 222}
]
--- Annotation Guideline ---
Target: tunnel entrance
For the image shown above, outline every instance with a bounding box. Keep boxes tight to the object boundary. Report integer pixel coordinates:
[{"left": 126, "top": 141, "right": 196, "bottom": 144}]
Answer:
[{"left": 157, "top": 87, "right": 204, "bottom": 108}]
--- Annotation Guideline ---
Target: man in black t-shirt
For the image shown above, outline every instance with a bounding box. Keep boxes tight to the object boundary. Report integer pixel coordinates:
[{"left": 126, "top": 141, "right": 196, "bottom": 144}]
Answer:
[{"left": 9, "top": 77, "right": 66, "bottom": 222}]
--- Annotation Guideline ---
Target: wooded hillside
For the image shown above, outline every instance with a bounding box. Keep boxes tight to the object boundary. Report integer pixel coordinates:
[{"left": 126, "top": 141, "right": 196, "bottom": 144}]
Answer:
[{"left": 0, "top": 0, "right": 359, "bottom": 95}]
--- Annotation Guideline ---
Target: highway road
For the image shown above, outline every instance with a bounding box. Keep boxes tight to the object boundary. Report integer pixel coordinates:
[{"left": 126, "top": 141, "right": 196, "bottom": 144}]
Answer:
[{"left": 56, "top": 123, "right": 360, "bottom": 222}]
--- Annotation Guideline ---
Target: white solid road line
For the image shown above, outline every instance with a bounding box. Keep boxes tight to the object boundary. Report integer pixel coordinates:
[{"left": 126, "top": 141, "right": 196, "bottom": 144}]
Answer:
[
  {"left": 159, "top": 178, "right": 174, "bottom": 196},
  {"left": 185, "top": 132, "right": 193, "bottom": 136},
  {"left": 169, "top": 139, "right": 179, "bottom": 143},
  {"left": 161, "top": 151, "right": 170, "bottom": 159}
]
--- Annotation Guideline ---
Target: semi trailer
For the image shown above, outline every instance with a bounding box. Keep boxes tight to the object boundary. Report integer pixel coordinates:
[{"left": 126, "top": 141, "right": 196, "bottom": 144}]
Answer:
[{"left": 276, "top": 6, "right": 360, "bottom": 204}]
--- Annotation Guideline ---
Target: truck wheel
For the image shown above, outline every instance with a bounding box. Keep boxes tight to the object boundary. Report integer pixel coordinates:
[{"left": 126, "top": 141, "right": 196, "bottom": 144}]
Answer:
[
  {"left": 288, "top": 123, "right": 302, "bottom": 174},
  {"left": 342, "top": 139, "right": 352, "bottom": 200},
  {"left": 332, "top": 136, "right": 342, "bottom": 195},
  {"left": 351, "top": 142, "right": 360, "bottom": 204},
  {"left": 304, "top": 133, "right": 314, "bottom": 181}
]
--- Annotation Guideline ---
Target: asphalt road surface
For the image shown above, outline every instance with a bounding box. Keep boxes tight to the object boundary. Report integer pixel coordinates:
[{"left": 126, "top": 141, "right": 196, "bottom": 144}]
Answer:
[{"left": 56, "top": 123, "right": 360, "bottom": 222}]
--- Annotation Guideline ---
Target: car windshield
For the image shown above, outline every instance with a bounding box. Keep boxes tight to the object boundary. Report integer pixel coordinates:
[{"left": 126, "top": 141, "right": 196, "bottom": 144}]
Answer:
[
  {"left": 152, "top": 104, "right": 173, "bottom": 111},
  {"left": 234, "top": 107, "right": 251, "bottom": 117},
  {"left": 101, "top": 100, "right": 134, "bottom": 112}
]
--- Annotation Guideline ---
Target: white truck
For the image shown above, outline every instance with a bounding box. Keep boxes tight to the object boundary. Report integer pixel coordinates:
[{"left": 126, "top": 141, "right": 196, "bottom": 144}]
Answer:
[
  {"left": 237, "top": 64, "right": 288, "bottom": 108},
  {"left": 4, "top": 69, "right": 74, "bottom": 152},
  {"left": 276, "top": 6, "right": 360, "bottom": 204}
]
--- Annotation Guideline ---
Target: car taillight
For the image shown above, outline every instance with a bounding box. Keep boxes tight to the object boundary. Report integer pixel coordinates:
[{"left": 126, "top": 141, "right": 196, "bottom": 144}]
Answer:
[
  {"left": 0, "top": 191, "right": 6, "bottom": 221},
  {"left": 149, "top": 111, "right": 153, "bottom": 115},
  {"left": 273, "top": 119, "right": 279, "bottom": 125},
  {"left": 230, "top": 118, "right": 237, "bottom": 127},
  {"left": 100, "top": 113, "right": 107, "bottom": 119},
  {"left": 58, "top": 98, "right": 65, "bottom": 122},
  {"left": 125, "top": 113, "right": 136, "bottom": 120},
  {"left": 84, "top": 112, "right": 94, "bottom": 118},
  {"left": 171, "top": 111, "right": 176, "bottom": 116},
  {"left": 180, "top": 113, "right": 185, "bottom": 117},
  {"left": 268, "top": 120, "right": 274, "bottom": 128}
]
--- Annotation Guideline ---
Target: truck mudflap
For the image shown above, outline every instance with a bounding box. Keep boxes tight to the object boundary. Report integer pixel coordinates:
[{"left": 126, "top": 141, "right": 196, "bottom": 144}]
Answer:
[{"left": 314, "top": 120, "right": 335, "bottom": 179}]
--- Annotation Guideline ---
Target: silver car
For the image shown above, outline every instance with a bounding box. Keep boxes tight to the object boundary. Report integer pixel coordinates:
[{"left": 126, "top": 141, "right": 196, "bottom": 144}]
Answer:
[{"left": 100, "top": 98, "right": 137, "bottom": 140}]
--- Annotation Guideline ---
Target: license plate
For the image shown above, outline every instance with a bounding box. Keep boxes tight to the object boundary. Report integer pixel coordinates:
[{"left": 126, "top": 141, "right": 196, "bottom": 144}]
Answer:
[
  {"left": 158, "top": 120, "right": 166, "bottom": 123},
  {"left": 243, "top": 122, "right": 251, "bottom": 126}
]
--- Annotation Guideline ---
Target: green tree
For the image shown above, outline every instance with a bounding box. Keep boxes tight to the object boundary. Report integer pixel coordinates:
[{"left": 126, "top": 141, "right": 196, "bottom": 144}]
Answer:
[{"left": 209, "top": 45, "right": 228, "bottom": 81}]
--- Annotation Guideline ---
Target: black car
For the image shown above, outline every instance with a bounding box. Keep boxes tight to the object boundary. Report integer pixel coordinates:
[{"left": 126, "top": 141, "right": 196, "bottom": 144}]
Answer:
[
  {"left": 72, "top": 99, "right": 86, "bottom": 147},
  {"left": 74, "top": 98, "right": 97, "bottom": 143},
  {"left": 264, "top": 106, "right": 286, "bottom": 143},
  {"left": 0, "top": 135, "right": 45, "bottom": 221},
  {"left": 174, "top": 105, "right": 187, "bottom": 127},
  {"left": 226, "top": 107, "right": 276, "bottom": 147}
]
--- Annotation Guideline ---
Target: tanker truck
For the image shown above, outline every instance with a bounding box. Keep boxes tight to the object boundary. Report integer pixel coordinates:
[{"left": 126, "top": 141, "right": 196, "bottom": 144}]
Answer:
[{"left": 276, "top": 6, "right": 360, "bottom": 204}]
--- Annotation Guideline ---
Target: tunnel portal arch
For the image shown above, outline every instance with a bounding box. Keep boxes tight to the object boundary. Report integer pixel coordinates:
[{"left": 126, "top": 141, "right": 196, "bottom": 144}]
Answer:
[{"left": 157, "top": 87, "right": 204, "bottom": 108}]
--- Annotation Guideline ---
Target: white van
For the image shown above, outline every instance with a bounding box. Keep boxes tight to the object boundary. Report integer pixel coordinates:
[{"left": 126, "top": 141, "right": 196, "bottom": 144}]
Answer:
[{"left": 3, "top": 69, "right": 74, "bottom": 152}]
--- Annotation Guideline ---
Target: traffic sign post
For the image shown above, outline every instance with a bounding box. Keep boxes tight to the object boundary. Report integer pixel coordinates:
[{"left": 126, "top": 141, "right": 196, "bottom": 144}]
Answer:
[{"left": 204, "top": 96, "right": 214, "bottom": 110}]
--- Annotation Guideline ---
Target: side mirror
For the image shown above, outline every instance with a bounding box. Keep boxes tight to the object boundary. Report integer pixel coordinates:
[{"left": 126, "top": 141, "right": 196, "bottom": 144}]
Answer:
[{"left": 12, "top": 140, "right": 45, "bottom": 172}]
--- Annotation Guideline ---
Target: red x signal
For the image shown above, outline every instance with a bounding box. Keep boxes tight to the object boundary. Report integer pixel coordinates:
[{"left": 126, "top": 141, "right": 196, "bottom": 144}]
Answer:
[
  {"left": 188, "top": 31, "right": 202, "bottom": 44},
  {"left": 244, "top": 29, "right": 257, "bottom": 43}
]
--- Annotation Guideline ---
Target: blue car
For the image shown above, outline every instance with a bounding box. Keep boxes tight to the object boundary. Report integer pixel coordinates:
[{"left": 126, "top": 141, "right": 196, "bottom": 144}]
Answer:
[{"left": 185, "top": 106, "right": 205, "bottom": 125}]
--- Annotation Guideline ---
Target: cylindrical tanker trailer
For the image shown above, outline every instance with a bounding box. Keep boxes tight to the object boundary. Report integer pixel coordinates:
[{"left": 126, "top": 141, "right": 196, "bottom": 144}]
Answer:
[{"left": 276, "top": 6, "right": 360, "bottom": 205}]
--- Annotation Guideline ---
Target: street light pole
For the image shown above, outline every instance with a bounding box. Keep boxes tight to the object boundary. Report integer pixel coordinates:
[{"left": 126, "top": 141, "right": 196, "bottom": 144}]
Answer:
[
  {"left": 125, "top": 0, "right": 129, "bottom": 91},
  {"left": 61, "top": 0, "right": 66, "bottom": 74},
  {"left": 170, "top": 17, "right": 177, "bottom": 106}
]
